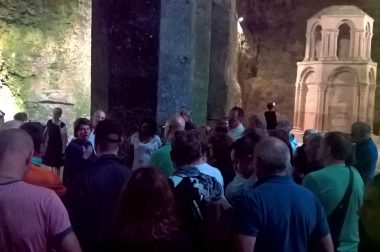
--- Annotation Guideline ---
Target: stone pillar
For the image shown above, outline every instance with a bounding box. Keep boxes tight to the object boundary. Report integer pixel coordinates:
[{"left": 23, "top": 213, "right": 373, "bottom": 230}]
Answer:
[
  {"left": 351, "top": 30, "right": 360, "bottom": 58},
  {"left": 358, "top": 83, "right": 369, "bottom": 122},
  {"left": 293, "top": 83, "right": 301, "bottom": 129},
  {"left": 93, "top": 0, "right": 162, "bottom": 135},
  {"left": 91, "top": 0, "right": 109, "bottom": 114},
  {"left": 192, "top": 0, "right": 212, "bottom": 124},
  {"left": 316, "top": 86, "right": 325, "bottom": 131},
  {"left": 328, "top": 30, "right": 338, "bottom": 59},
  {"left": 304, "top": 33, "right": 312, "bottom": 60},
  {"left": 367, "top": 85, "right": 376, "bottom": 128},
  {"left": 157, "top": 0, "right": 212, "bottom": 126},
  {"left": 296, "top": 86, "right": 305, "bottom": 129},
  {"left": 359, "top": 33, "right": 365, "bottom": 59},
  {"left": 320, "top": 31, "right": 327, "bottom": 59},
  {"left": 157, "top": 0, "right": 195, "bottom": 125},
  {"left": 208, "top": 0, "right": 241, "bottom": 120},
  {"left": 367, "top": 33, "right": 373, "bottom": 60}
]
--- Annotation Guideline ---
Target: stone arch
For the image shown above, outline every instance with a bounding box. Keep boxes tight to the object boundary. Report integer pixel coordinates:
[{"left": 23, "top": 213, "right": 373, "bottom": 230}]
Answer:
[
  {"left": 299, "top": 67, "right": 316, "bottom": 87},
  {"left": 336, "top": 19, "right": 356, "bottom": 31},
  {"left": 311, "top": 24, "right": 322, "bottom": 60},
  {"left": 337, "top": 22, "right": 352, "bottom": 59},
  {"left": 323, "top": 68, "right": 359, "bottom": 132},
  {"left": 298, "top": 69, "right": 316, "bottom": 129}
]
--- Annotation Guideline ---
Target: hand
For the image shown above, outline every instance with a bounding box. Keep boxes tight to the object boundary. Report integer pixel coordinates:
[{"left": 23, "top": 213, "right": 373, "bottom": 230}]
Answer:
[{"left": 82, "top": 145, "right": 93, "bottom": 160}]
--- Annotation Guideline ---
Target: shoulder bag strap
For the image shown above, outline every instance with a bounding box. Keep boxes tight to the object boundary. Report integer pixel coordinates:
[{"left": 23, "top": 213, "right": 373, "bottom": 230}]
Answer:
[{"left": 327, "top": 166, "right": 354, "bottom": 250}]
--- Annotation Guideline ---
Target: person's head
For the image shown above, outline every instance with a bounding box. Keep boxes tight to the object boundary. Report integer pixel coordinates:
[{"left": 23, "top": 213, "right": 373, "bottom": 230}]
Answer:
[
  {"left": 303, "top": 129, "right": 317, "bottom": 143},
  {"left": 267, "top": 102, "right": 275, "bottom": 111},
  {"left": 228, "top": 107, "right": 244, "bottom": 129},
  {"left": 117, "top": 167, "right": 178, "bottom": 242},
  {"left": 139, "top": 118, "right": 157, "bottom": 138},
  {"left": 213, "top": 118, "right": 229, "bottom": 135},
  {"left": 74, "top": 118, "right": 92, "bottom": 141},
  {"left": 95, "top": 119, "right": 123, "bottom": 155},
  {"left": 231, "top": 137, "right": 256, "bottom": 179},
  {"left": 179, "top": 109, "right": 191, "bottom": 123},
  {"left": 254, "top": 137, "right": 291, "bottom": 180},
  {"left": 92, "top": 109, "right": 106, "bottom": 129},
  {"left": 198, "top": 125, "right": 211, "bottom": 137},
  {"left": 209, "top": 133, "right": 233, "bottom": 162},
  {"left": 20, "top": 122, "right": 46, "bottom": 157},
  {"left": 276, "top": 120, "right": 292, "bottom": 133},
  {"left": 351, "top": 122, "right": 371, "bottom": 143},
  {"left": 52, "top": 107, "right": 62, "bottom": 120},
  {"left": 304, "top": 133, "right": 323, "bottom": 163},
  {"left": 164, "top": 115, "right": 185, "bottom": 140},
  {"left": 318, "top": 132, "right": 353, "bottom": 166},
  {"left": 0, "top": 129, "right": 33, "bottom": 179},
  {"left": 267, "top": 128, "right": 293, "bottom": 162},
  {"left": 171, "top": 130, "right": 208, "bottom": 168},
  {"left": 13, "top": 112, "right": 28, "bottom": 122},
  {"left": 247, "top": 114, "right": 266, "bottom": 130}
]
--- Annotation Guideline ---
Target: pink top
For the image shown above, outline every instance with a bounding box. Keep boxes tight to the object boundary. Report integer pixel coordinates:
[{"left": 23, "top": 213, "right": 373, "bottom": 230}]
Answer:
[{"left": 0, "top": 181, "right": 72, "bottom": 251}]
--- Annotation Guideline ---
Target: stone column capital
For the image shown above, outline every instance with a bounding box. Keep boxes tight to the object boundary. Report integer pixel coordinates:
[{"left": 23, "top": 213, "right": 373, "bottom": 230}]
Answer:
[{"left": 369, "top": 85, "right": 377, "bottom": 91}]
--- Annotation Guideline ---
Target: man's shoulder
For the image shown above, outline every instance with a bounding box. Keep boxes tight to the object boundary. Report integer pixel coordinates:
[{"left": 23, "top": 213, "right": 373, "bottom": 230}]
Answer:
[
  {"left": 197, "top": 163, "right": 219, "bottom": 172},
  {"left": 9, "top": 181, "right": 57, "bottom": 200},
  {"left": 90, "top": 159, "right": 129, "bottom": 176}
]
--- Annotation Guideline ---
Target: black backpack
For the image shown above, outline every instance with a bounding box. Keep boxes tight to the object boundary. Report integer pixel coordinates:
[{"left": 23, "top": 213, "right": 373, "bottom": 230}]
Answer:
[{"left": 172, "top": 167, "right": 234, "bottom": 251}]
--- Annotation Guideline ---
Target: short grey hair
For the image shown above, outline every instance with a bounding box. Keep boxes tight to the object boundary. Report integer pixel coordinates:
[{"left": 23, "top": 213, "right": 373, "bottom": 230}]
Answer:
[{"left": 254, "top": 137, "right": 291, "bottom": 172}]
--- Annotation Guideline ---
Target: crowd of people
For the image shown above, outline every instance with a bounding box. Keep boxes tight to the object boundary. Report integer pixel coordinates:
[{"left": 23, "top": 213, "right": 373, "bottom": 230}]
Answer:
[{"left": 0, "top": 105, "right": 379, "bottom": 252}]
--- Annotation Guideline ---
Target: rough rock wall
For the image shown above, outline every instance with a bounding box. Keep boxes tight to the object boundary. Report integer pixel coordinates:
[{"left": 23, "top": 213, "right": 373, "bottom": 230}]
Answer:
[
  {"left": 237, "top": 0, "right": 380, "bottom": 131},
  {"left": 0, "top": 0, "right": 91, "bottom": 132}
]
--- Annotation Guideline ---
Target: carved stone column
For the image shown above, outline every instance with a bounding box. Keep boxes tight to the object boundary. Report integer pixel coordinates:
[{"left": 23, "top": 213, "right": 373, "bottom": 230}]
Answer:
[
  {"left": 293, "top": 83, "right": 301, "bottom": 129},
  {"left": 367, "top": 85, "right": 376, "bottom": 128},
  {"left": 316, "top": 85, "right": 326, "bottom": 131},
  {"left": 358, "top": 83, "right": 369, "bottom": 122}
]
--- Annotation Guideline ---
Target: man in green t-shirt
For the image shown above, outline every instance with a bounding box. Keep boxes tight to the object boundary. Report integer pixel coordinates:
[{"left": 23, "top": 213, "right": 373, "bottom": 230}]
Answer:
[
  {"left": 360, "top": 174, "right": 380, "bottom": 250},
  {"left": 303, "top": 132, "right": 364, "bottom": 252},
  {"left": 150, "top": 115, "right": 185, "bottom": 177}
]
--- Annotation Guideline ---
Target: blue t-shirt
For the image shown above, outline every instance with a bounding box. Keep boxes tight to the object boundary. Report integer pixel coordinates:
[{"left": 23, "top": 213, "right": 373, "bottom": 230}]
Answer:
[{"left": 235, "top": 176, "right": 330, "bottom": 252}]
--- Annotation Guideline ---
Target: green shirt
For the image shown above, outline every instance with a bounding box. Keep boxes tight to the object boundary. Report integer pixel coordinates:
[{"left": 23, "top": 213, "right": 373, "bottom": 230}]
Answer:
[
  {"left": 303, "top": 165, "right": 364, "bottom": 252},
  {"left": 150, "top": 143, "right": 173, "bottom": 177},
  {"left": 361, "top": 175, "right": 380, "bottom": 247}
]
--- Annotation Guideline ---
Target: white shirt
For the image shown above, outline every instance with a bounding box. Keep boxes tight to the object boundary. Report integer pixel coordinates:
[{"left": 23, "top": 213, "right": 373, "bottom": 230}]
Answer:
[
  {"left": 131, "top": 133, "right": 162, "bottom": 170},
  {"left": 228, "top": 123, "right": 245, "bottom": 142},
  {"left": 89, "top": 130, "right": 95, "bottom": 148}
]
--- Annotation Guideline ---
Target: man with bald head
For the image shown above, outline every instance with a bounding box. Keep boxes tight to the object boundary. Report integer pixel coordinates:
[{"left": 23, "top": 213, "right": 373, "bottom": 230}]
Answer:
[
  {"left": 0, "top": 129, "right": 81, "bottom": 252},
  {"left": 89, "top": 109, "right": 106, "bottom": 147},
  {"left": 235, "top": 137, "right": 333, "bottom": 252},
  {"left": 150, "top": 115, "right": 185, "bottom": 177}
]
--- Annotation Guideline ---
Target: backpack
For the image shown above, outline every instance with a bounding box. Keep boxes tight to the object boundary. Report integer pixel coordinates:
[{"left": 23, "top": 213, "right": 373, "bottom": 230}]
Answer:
[{"left": 171, "top": 167, "right": 234, "bottom": 251}]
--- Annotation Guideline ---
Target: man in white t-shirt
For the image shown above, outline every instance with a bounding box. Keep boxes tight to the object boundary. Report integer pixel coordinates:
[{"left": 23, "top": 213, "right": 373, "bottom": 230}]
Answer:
[
  {"left": 228, "top": 107, "right": 245, "bottom": 142},
  {"left": 89, "top": 109, "right": 106, "bottom": 147}
]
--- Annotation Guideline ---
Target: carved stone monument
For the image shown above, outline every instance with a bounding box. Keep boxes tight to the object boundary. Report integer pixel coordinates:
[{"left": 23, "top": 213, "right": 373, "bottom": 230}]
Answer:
[{"left": 293, "top": 5, "right": 377, "bottom": 133}]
